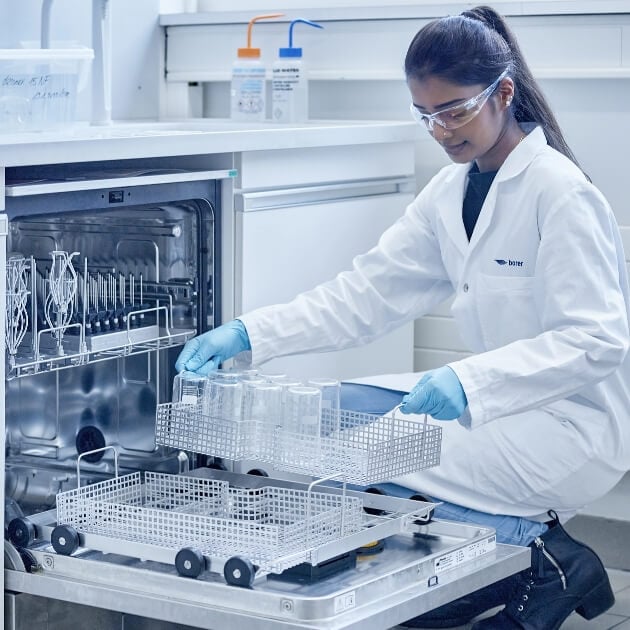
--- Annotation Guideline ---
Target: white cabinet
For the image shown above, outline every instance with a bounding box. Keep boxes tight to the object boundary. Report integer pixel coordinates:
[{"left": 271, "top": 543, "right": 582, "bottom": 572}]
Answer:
[{"left": 231, "top": 142, "right": 416, "bottom": 381}]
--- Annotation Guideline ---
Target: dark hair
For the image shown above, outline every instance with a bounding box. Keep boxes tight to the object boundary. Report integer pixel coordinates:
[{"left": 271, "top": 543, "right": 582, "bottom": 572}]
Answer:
[{"left": 404, "top": 5, "right": 582, "bottom": 170}]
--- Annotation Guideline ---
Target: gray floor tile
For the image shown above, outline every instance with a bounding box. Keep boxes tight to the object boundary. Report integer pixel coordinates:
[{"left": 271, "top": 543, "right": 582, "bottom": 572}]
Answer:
[
  {"left": 611, "top": 619, "right": 630, "bottom": 628},
  {"left": 610, "top": 570, "right": 630, "bottom": 593},
  {"left": 609, "top": 585, "right": 630, "bottom": 617}
]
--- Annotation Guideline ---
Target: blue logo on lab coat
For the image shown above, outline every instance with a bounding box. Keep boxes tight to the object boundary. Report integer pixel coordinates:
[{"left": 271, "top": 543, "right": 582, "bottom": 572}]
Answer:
[
  {"left": 495, "top": 259, "right": 524, "bottom": 267},
  {"left": 494, "top": 259, "right": 507, "bottom": 265}
]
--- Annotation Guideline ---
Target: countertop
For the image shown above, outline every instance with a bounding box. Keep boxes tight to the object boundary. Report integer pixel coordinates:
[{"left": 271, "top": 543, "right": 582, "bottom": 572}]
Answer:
[{"left": 0, "top": 119, "right": 419, "bottom": 168}]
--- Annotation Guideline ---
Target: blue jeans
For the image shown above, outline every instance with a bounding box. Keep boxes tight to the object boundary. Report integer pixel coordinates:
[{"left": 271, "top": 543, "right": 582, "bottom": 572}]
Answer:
[
  {"left": 374, "top": 482, "right": 548, "bottom": 547},
  {"left": 340, "top": 382, "right": 549, "bottom": 547}
]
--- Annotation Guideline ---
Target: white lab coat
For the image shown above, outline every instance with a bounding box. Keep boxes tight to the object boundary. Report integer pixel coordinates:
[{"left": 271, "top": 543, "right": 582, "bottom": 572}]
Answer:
[{"left": 240, "top": 126, "right": 630, "bottom": 522}]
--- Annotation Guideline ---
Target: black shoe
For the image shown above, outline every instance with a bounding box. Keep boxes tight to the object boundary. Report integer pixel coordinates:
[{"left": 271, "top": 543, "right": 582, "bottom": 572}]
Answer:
[
  {"left": 471, "top": 514, "right": 615, "bottom": 630},
  {"left": 399, "top": 574, "right": 518, "bottom": 628}
]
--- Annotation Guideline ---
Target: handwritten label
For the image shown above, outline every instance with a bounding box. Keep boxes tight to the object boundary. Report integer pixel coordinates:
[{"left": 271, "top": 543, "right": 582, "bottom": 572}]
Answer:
[
  {"left": 1, "top": 71, "right": 78, "bottom": 128},
  {"left": 2, "top": 74, "right": 72, "bottom": 101}
]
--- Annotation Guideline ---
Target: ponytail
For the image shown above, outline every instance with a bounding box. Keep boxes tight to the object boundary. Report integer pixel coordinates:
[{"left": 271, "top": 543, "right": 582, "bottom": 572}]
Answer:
[
  {"left": 462, "top": 7, "right": 582, "bottom": 170},
  {"left": 405, "top": 5, "right": 584, "bottom": 173}
]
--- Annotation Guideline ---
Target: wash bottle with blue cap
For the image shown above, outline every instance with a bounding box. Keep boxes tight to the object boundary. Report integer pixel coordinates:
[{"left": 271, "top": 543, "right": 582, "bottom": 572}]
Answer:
[
  {"left": 271, "top": 19, "right": 323, "bottom": 123},
  {"left": 231, "top": 13, "right": 283, "bottom": 121}
]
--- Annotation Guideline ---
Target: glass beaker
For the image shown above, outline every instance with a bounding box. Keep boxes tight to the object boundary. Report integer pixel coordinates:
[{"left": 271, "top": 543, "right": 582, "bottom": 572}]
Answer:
[
  {"left": 172, "top": 372, "right": 210, "bottom": 406},
  {"left": 285, "top": 386, "right": 322, "bottom": 469},
  {"left": 308, "top": 378, "right": 341, "bottom": 436},
  {"left": 285, "top": 386, "right": 322, "bottom": 437},
  {"left": 207, "top": 374, "right": 243, "bottom": 423},
  {"left": 242, "top": 381, "right": 283, "bottom": 459}
]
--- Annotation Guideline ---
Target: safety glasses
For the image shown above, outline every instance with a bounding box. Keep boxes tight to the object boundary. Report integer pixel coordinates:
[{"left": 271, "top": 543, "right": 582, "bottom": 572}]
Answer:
[{"left": 410, "top": 69, "right": 509, "bottom": 131}]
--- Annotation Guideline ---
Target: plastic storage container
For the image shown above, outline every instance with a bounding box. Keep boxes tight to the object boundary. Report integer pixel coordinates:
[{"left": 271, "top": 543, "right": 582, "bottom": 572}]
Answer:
[{"left": 0, "top": 48, "right": 94, "bottom": 132}]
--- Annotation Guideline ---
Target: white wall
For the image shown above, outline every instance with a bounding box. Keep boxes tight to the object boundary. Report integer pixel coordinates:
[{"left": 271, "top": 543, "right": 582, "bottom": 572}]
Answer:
[
  {"left": 0, "top": 0, "right": 163, "bottom": 121},
  {"left": 168, "top": 11, "right": 630, "bottom": 218}
]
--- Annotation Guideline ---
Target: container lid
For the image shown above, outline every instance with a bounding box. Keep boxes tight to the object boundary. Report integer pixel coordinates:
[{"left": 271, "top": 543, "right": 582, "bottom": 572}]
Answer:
[
  {"left": 278, "top": 19, "right": 323, "bottom": 59},
  {"left": 237, "top": 47, "right": 261, "bottom": 58},
  {"left": 278, "top": 47, "right": 303, "bottom": 58},
  {"left": 0, "top": 48, "right": 94, "bottom": 61}
]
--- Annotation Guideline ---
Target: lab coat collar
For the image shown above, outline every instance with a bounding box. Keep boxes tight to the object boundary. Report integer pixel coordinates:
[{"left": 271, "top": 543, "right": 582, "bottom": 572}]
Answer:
[
  {"left": 436, "top": 166, "right": 470, "bottom": 255},
  {"left": 467, "top": 125, "right": 546, "bottom": 249},
  {"left": 436, "top": 124, "right": 547, "bottom": 256},
  {"left": 494, "top": 124, "right": 546, "bottom": 184}
]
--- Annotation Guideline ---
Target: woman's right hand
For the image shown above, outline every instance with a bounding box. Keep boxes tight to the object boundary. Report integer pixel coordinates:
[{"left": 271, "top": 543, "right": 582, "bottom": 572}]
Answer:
[{"left": 175, "top": 319, "right": 251, "bottom": 376}]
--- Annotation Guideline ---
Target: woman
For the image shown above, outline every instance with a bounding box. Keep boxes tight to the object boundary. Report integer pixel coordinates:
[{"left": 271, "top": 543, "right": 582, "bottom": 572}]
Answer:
[{"left": 176, "top": 6, "right": 628, "bottom": 628}]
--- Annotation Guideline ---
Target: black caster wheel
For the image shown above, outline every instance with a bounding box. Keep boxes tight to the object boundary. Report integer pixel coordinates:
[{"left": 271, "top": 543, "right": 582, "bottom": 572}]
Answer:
[
  {"left": 363, "top": 486, "right": 387, "bottom": 516},
  {"left": 51, "top": 524, "right": 80, "bottom": 556},
  {"left": 8, "top": 517, "right": 36, "bottom": 548},
  {"left": 175, "top": 547, "right": 206, "bottom": 578},
  {"left": 224, "top": 555, "right": 256, "bottom": 588},
  {"left": 246, "top": 468, "right": 268, "bottom": 477}
]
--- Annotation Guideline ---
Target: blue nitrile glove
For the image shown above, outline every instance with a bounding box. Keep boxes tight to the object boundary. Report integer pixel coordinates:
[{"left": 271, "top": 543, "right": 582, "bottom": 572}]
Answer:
[
  {"left": 399, "top": 366, "right": 467, "bottom": 420},
  {"left": 175, "top": 319, "right": 251, "bottom": 376}
]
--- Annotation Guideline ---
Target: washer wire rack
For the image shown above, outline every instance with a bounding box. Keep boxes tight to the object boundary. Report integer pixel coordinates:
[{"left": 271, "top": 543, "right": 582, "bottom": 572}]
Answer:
[
  {"left": 155, "top": 402, "right": 442, "bottom": 485},
  {"left": 55, "top": 468, "right": 365, "bottom": 578}
]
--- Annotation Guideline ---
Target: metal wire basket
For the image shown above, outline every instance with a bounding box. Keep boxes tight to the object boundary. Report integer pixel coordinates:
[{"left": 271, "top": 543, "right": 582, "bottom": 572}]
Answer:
[
  {"left": 56, "top": 470, "right": 364, "bottom": 576},
  {"left": 155, "top": 402, "right": 442, "bottom": 484}
]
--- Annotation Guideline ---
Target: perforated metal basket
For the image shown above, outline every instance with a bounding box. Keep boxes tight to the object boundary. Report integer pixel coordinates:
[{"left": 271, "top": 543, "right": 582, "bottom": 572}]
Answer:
[
  {"left": 56, "top": 470, "right": 364, "bottom": 575},
  {"left": 155, "top": 402, "right": 442, "bottom": 484}
]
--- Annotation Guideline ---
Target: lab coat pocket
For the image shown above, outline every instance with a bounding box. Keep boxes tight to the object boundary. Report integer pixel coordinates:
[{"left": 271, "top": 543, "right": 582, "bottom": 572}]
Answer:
[{"left": 476, "top": 273, "right": 540, "bottom": 348}]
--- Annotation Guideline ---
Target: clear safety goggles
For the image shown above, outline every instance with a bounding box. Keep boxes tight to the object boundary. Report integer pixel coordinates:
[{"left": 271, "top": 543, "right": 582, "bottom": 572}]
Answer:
[{"left": 410, "top": 69, "right": 509, "bottom": 131}]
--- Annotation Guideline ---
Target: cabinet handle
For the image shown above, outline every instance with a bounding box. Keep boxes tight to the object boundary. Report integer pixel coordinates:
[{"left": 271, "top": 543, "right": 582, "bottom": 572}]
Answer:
[{"left": 236, "top": 176, "right": 415, "bottom": 211}]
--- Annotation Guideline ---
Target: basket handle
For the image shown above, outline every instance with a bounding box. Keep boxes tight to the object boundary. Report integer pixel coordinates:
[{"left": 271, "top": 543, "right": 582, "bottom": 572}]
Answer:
[
  {"left": 76, "top": 445, "right": 119, "bottom": 488},
  {"left": 392, "top": 404, "right": 429, "bottom": 425},
  {"left": 391, "top": 405, "right": 429, "bottom": 459},
  {"left": 306, "top": 473, "right": 347, "bottom": 541}
]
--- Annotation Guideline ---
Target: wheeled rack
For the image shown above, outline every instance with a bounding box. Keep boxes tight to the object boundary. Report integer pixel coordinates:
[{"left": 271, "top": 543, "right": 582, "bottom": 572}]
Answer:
[
  {"left": 6, "top": 467, "right": 530, "bottom": 630},
  {"left": 38, "top": 446, "right": 437, "bottom": 586}
]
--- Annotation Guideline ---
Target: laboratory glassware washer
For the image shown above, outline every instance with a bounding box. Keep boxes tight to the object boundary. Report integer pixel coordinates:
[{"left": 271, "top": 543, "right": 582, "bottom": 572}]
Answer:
[{"left": 2, "top": 163, "right": 530, "bottom": 629}]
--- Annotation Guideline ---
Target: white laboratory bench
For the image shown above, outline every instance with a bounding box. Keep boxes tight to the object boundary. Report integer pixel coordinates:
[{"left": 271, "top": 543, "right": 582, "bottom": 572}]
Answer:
[{"left": 0, "top": 119, "right": 418, "bottom": 167}]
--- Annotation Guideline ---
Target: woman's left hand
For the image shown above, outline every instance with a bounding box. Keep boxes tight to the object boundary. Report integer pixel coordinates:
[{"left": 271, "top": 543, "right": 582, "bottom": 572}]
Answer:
[{"left": 400, "top": 366, "right": 467, "bottom": 419}]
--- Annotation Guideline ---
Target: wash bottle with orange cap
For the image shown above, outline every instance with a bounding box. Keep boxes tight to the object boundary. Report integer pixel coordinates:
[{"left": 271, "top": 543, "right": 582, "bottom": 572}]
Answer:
[{"left": 231, "top": 13, "right": 283, "bottom": 121}]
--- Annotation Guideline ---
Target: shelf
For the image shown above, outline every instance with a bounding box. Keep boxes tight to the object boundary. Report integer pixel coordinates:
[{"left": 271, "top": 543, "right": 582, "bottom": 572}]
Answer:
[
  {"left": 167, "top": 67, "right": 630, "bottom": 83},
  {"left": 160, "top": 2, "right": 630, "bottom": 26}
]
